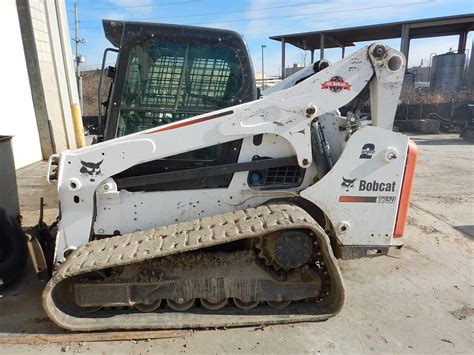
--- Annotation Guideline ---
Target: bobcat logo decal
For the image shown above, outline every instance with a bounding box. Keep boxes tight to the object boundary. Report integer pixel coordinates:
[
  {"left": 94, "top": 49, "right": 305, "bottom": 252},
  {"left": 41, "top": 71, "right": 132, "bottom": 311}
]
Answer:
[
  {"left": 341, "top": 177, "right": 357, "bottom": 191},
  {"left": 80, "top": 160, "right": 103, "bottom": 182}
]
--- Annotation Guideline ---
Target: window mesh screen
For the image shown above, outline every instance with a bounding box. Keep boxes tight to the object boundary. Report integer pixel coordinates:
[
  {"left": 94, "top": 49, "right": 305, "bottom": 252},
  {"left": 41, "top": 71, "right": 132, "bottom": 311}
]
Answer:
[
  {"left": 142, "top": 55, "right": 184, "bottom": 109},
  {"left": 181, "top": 58, "right": 231, "bottom": 110},
  {"left": 117, "top": 43, "right": 242, "bottom": 137}
]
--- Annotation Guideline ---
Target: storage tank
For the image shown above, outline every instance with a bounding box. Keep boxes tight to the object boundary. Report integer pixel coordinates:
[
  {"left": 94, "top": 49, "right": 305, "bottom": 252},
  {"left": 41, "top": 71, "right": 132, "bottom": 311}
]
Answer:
[{"left": 430, "top": 52, "right": 466, "bottom": 92}]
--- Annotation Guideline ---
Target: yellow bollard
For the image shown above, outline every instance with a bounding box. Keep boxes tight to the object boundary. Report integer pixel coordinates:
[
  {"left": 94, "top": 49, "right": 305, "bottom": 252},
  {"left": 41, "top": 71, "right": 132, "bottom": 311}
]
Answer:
[{"left": 71, "top": 103, "right": 86, "bottom": 148}]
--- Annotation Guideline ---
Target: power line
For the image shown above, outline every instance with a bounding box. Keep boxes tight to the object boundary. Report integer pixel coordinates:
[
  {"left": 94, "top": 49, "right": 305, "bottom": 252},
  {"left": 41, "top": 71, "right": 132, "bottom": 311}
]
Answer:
[
  {"left": 189, "top": 0, "right": 435, "bottom": 26},
  {"left": 76, "top": 0, "right": 434, "bottom": 30},
  {"left": 79, "top": 0, "right": 327, "bottom": 22},
  {"left": 78, "top": 0, "right": 199, "bottom": 12}
]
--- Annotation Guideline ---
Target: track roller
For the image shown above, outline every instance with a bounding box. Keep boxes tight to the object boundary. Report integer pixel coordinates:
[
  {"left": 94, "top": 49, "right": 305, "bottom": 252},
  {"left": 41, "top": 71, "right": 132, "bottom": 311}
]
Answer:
[
  {"left": 266, "top": 300, "right": 291, "bottom": 309},
  {"left": 166, "top": 298, "right": 195, "bottom": 311},
  {"left": 233, "top": 298, "right": 259, "bottom": 310},
  {"left": 200, "top": 298, "right": 228, "bottom": 310},
  {"left": 134, "top": 299, "right": 162, "bottom": 312}
]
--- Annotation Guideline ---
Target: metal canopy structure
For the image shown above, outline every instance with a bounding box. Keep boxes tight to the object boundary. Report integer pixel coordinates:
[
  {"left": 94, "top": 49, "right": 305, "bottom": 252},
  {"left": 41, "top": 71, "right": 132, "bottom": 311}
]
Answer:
[{"left": 270, "top": 14, "right": 474, "bottom": 78}]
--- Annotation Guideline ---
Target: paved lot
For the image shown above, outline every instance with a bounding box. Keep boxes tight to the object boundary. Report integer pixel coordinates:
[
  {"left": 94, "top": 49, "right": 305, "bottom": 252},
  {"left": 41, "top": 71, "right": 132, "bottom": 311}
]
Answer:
[{"left": 0, "top": 133, "right": 472, "bottom": 354}]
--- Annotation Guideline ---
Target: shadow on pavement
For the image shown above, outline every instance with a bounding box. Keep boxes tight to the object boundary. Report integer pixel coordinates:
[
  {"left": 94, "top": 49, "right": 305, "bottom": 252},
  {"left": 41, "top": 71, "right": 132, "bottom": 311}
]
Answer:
[
  {"left": 454, "top": 225, "right": 474, "bottom": 240},
  {"left": 412, "top": 137, "right": 471, "bottom": 146}
]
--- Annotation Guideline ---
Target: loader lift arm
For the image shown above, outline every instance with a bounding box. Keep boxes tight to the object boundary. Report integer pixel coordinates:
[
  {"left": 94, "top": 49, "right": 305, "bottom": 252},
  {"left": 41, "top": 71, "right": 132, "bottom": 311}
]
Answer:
[{"left": 52, "top": 43, "right": 404, "bottom": 257}]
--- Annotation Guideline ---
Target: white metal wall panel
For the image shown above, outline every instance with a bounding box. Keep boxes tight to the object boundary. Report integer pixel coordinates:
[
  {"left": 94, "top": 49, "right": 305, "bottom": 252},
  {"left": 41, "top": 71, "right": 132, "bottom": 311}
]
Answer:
[{"left": 0, "top": 0, "right": 42, "bottom": 169}]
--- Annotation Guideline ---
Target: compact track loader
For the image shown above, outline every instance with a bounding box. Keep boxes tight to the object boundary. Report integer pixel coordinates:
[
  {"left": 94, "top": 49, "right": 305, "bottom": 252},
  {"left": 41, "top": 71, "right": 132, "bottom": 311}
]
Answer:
[{"left": 28, "top": 21, "right": 417, "bottom": 331}]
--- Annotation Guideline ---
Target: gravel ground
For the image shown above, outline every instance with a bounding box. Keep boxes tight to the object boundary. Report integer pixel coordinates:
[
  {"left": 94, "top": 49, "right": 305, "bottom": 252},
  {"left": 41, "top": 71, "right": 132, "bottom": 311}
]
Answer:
[{"left": 0, "top": 133, "right": 472, "bottom": 354}]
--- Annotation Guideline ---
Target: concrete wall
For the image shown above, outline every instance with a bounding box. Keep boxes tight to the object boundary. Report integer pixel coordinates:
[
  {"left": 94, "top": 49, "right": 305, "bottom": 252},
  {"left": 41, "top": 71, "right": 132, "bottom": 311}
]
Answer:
[
  {"left": 0, "top": 0, "right": 42, "bottom": 169},
  {"left": 28, "top": 0, "right": 77, "bottom": 153},
  {"left": 0, "top": 0, "right": 79, "bottom": 168}
]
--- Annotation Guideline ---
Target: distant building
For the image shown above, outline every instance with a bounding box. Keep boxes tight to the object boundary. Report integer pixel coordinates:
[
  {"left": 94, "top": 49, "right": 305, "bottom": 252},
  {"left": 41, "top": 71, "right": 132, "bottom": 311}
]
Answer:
[
  {"left": 255, "top": 72, "right": 281, "bottom": 91},
  {"left": 285, "top": 64, "right": 304, "bottom": 77},
  {"left": 407, "top": 66, "right": 430, "bottom": 82}
]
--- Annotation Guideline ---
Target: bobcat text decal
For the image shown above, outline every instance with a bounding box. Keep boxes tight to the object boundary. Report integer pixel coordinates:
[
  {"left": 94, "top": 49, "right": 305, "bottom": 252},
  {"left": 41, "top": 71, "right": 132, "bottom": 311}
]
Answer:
[
  {"left": 359, "top": 180, "right": 395, "bottom": 192},
  {"left": 339, "top": 177, "right": 397, "bottom": 204}
]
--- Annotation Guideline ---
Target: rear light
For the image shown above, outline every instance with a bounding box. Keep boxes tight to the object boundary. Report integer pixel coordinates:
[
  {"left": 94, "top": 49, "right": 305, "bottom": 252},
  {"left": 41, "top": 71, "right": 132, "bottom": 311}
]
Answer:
[{"left": 394, "top": 140, "right": 418, "bottom": 238}]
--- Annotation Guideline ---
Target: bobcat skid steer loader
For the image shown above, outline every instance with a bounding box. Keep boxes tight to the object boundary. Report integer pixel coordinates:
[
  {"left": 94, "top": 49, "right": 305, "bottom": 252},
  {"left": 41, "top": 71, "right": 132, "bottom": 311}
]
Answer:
[{"left": 29, "top": 31, "right": 417, "bottom": 331}]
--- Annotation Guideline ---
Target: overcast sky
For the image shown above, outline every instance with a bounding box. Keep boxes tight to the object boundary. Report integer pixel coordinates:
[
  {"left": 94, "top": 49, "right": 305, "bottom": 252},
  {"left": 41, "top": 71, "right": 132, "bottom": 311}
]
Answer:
[{"left": 66, "top": 0, "right": 473, "bottom": 76}]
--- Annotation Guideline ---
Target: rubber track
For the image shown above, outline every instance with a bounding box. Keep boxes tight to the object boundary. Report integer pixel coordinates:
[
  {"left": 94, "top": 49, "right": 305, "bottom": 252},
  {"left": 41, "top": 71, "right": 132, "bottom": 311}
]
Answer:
[{"left": 43, "top": 204, "right": 345, "bottom": 331}]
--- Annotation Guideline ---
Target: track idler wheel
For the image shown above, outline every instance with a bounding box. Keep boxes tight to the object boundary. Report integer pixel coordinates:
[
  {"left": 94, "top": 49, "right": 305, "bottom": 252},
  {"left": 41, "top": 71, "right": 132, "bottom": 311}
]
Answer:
[
  {"left": 233, "top": 298, "right": 259, "bottom": 310},
  {"left": 54, "top": 271, "right": 105, "bottom": 314},
  {"left": 200, "top": 298, "right": 228, "bottom": 310},
  {"left": 166, "top": 298, "right": 195, "bottom": 311},
  {"left": 134, "top": 299, "right": 162, "bottom": 312}
]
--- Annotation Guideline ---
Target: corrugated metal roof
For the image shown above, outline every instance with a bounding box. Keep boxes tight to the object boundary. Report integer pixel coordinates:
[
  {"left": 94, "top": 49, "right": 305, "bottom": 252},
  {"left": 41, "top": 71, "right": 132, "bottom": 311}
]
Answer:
[{"left": 270, "top": 14, "right": 474, "bottom": 50}]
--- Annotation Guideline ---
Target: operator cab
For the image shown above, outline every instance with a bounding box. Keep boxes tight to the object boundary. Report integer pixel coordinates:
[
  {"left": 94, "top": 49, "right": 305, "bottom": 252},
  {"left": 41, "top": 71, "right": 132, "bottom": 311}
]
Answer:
[
  {"left": 98, "top": 20, "right": 258, "bottom": 190},
  {"left": 100, "top": 20, "right": 257, "bottom": 141}
]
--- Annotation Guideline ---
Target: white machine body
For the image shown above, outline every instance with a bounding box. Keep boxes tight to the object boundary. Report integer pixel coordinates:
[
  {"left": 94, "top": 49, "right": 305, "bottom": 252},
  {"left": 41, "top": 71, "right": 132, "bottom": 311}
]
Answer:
[{"left": 49, "top": 43, "right": 413, "bottom": 263}]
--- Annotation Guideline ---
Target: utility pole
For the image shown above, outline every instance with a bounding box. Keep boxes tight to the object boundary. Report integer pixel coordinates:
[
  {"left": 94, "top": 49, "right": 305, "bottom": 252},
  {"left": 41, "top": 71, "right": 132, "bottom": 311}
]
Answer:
[
  {"left": 74, "top": 1, "right": 84, "bottom": 111},
  {"left": 261, "top": 44, "right": 266, "bottom": 91}
]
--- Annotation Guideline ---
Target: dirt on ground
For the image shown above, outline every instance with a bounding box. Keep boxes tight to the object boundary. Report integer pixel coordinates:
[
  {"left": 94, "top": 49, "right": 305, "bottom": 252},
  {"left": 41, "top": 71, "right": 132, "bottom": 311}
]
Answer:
[{"left": 0, "top": 133, "right": 472, "bottom": 354}]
